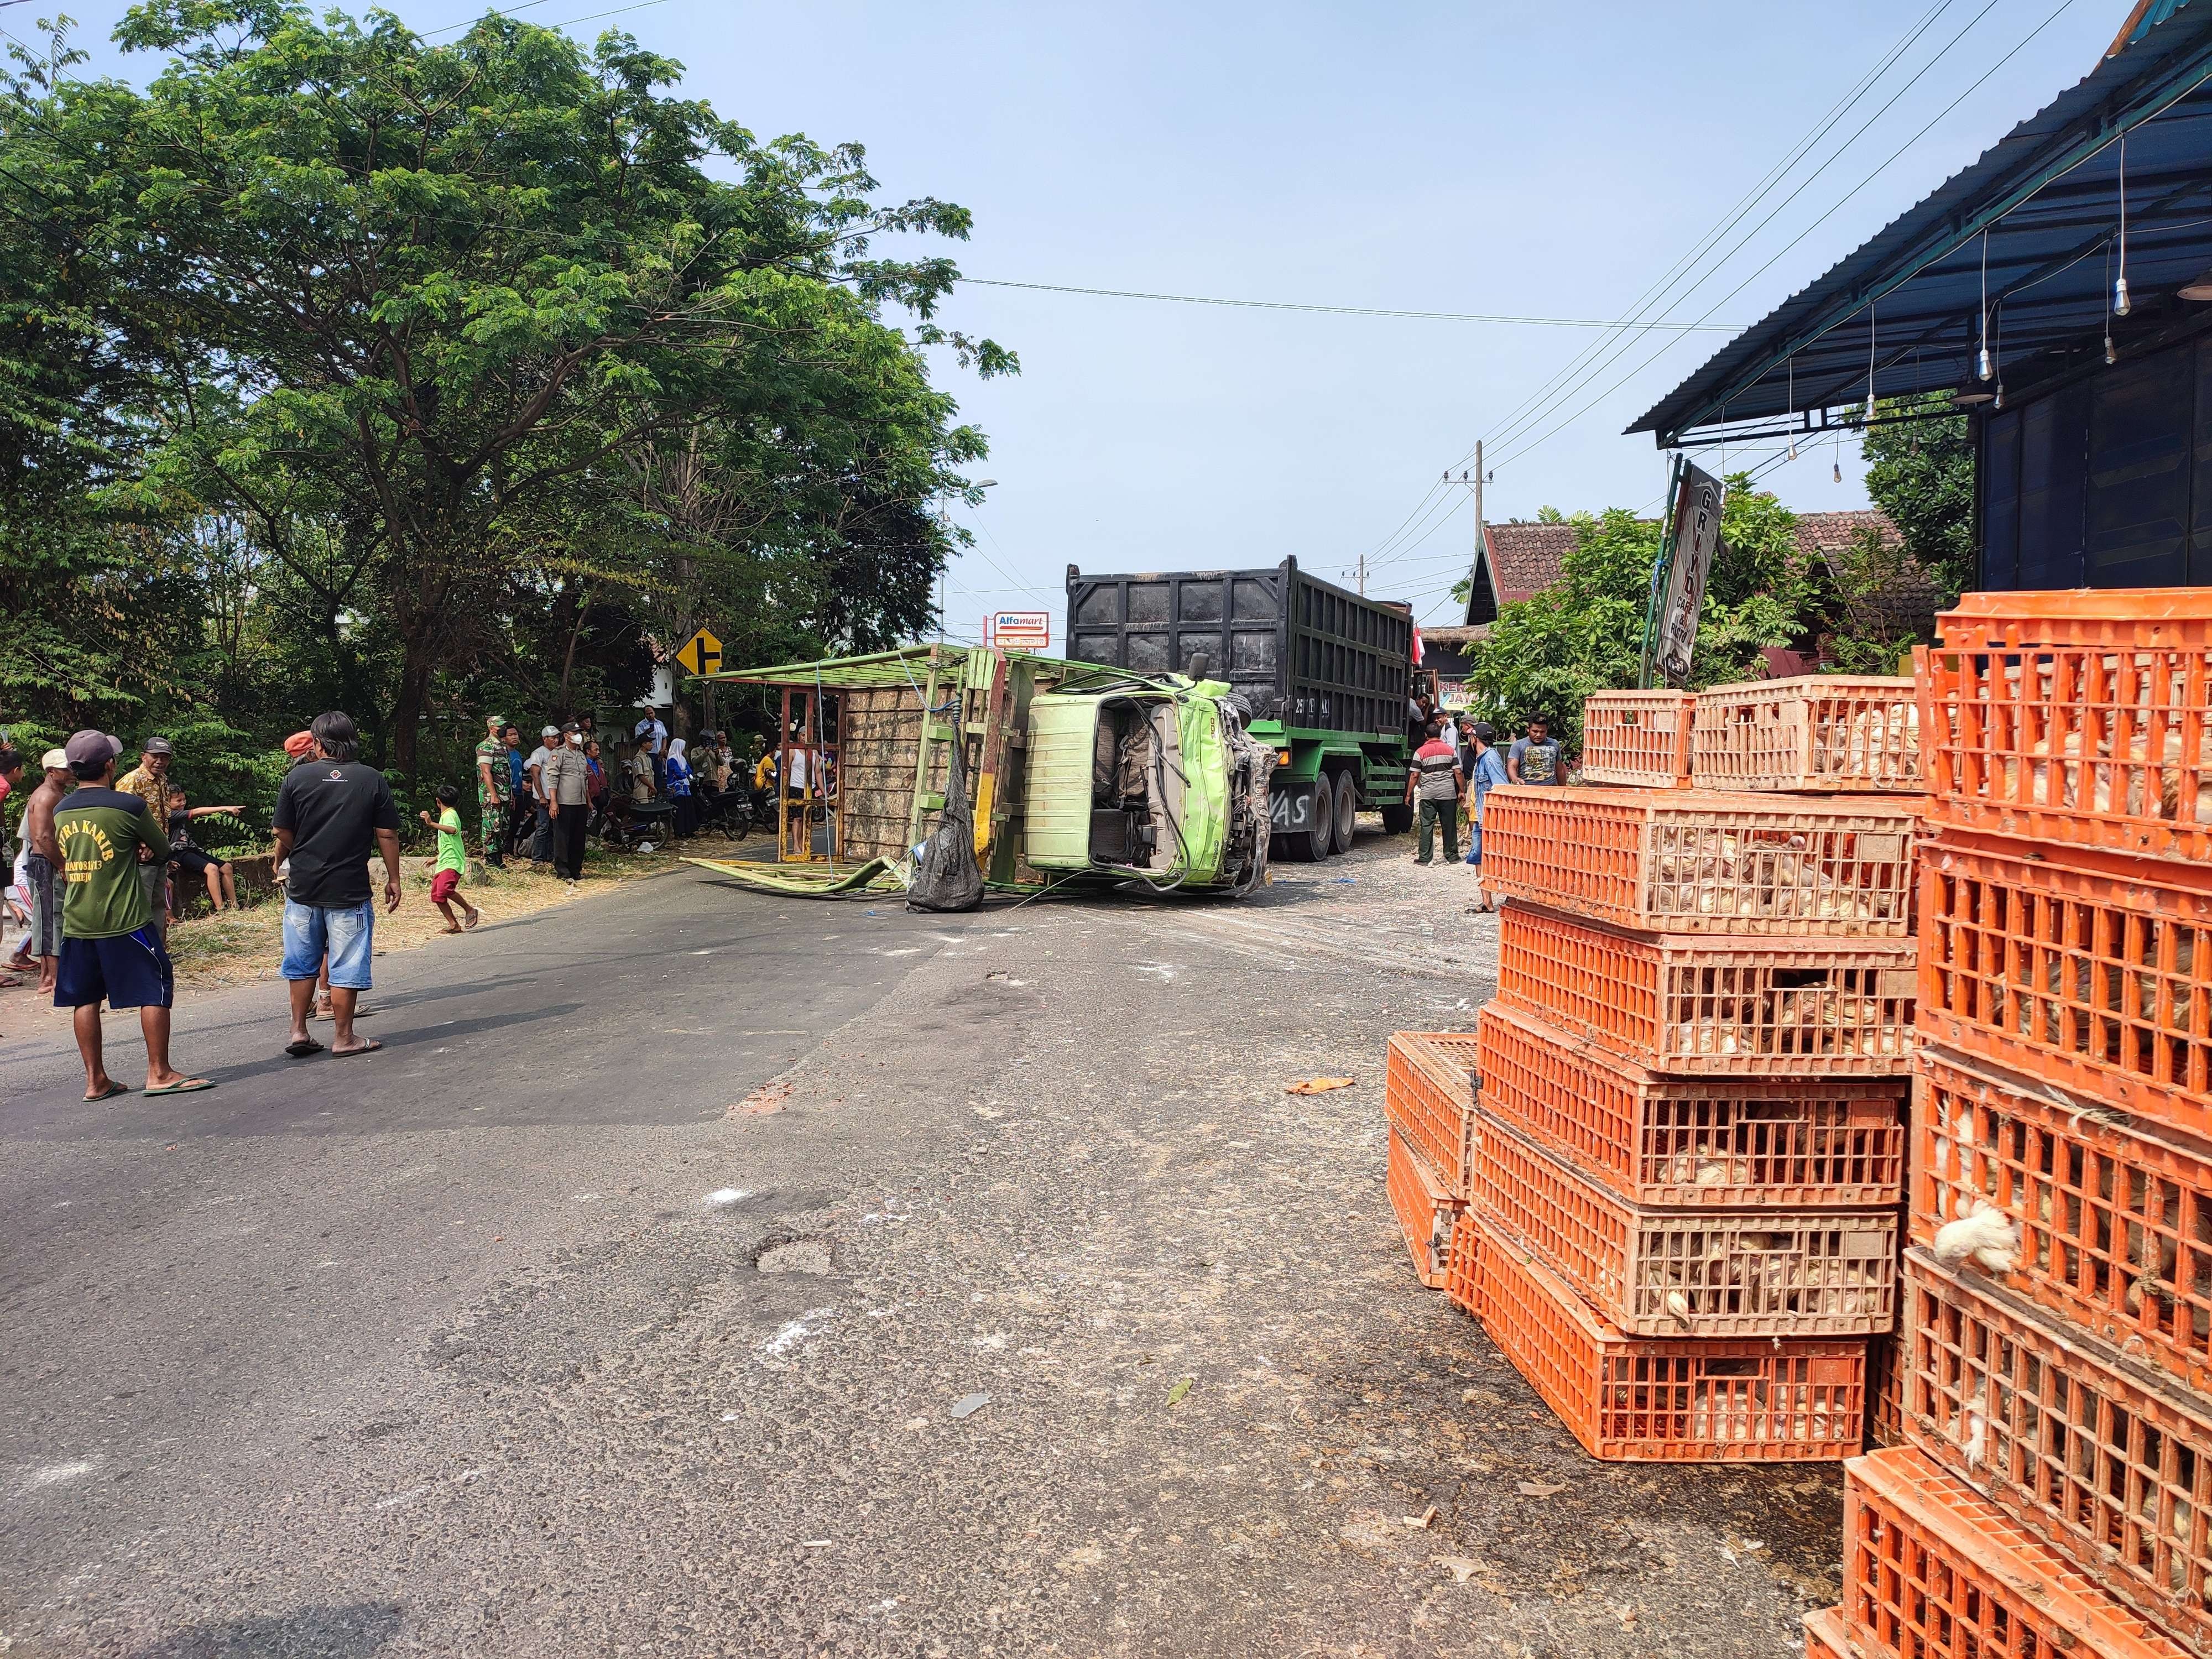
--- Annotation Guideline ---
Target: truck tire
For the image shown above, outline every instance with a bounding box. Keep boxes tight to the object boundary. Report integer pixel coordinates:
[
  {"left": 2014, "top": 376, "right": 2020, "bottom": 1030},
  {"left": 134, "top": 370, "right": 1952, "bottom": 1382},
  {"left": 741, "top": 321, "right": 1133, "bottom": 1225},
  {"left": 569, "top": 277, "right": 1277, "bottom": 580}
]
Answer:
[
  {"left": 1271, "top": 777, "right": 1330, "bottom": 863},
  {"left": 1332, "top": 771, "right": 1358, "bottom": 853},
  {"left": 1379, "top": 802, "right": 1413, "bottom": 834},
  {"left": 1301, "top": 777, "right": 1333, "bottom": 861}
]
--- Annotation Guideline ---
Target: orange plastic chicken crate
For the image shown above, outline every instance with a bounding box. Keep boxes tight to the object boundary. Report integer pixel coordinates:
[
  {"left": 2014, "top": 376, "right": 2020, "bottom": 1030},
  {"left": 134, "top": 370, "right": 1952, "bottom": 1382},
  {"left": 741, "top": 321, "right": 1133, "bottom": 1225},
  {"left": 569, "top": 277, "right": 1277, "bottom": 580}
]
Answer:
[
  {"left": 1445, "top": 1208, "right": 1482, "bottom": 1318},
  {"left": 1477, "top": 1001, "right": 1905, "bottom": 1207},
  {"left": 1803, "top": 1607, "right": 1854, "bottom": 1659},
  {"left": 1912, "top": 1044, "right": 2212, "bottom": 1397},
  {"left": 1865, "top": 1333, "right": 1906, "bottom": 1451},
  {"left": 1496, "top": 903, "right": 1918, "bottom": 1077},
  {"left": 1387, "top": 1126, "right": 1462, "bottom": 1291},
  {"left": 1841, "top": 1443, "right": 2192, "bottom": 1659},
  {"left": 1901, "top": 1246, "right": 2212, "bottom": 1651},
  {"left": 1471, "top": 1211, "right": 1865, "bottom": 1462},
  {"left": 1919, "top": 642, "right": 2212, "bottom": 868},
  {"left": 1471, "top": 1105, "right": 1897, "bottom": 1339},
  {"left": 1692, "top": 674, "right": 1922, "bottom": 792},
  {"left": 1579, "top": 690, "right": 1697, "bottom": 787},
  {"left": 1919, "top": 833, "right": 2212, "bottom": 1140},
  {"left": 1480, "top": 786, "right": 1917, "bottom": 936},
  {"left": 1383, "top": 1031, "right": 1480, "bottom": 1198},
  {"left": 1937, "top": 588, "right": 2212, "bottom": 651}
]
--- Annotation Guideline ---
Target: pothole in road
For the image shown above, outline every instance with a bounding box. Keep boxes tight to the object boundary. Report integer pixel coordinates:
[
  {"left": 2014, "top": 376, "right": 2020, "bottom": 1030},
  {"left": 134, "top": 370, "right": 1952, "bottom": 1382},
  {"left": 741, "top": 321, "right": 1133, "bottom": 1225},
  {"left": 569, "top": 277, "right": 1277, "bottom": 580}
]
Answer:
[{"left": 754, "top": 1238, "right": 834, "bottom": 1276}]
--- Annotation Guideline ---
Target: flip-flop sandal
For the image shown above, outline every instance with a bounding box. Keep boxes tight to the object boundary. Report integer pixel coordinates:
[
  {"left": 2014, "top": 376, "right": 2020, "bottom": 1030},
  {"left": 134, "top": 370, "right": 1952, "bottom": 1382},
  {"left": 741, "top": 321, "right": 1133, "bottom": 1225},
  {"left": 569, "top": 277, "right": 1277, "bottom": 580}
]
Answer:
[
  {"left": 285, "top": 1037, "right": 325, "bottom": 1058},
  {"left": 143, "top": 1078, "right": 213, "bottom": 1097},
  {"left": 83, "top": 1081, "right": 130, "bottom": 1102},
  {"left": 332, "top": 1040, "right": 382, "bottom": 1058},
  {"left": 463, "top": 911, "right": 482, "bottom": 930}
]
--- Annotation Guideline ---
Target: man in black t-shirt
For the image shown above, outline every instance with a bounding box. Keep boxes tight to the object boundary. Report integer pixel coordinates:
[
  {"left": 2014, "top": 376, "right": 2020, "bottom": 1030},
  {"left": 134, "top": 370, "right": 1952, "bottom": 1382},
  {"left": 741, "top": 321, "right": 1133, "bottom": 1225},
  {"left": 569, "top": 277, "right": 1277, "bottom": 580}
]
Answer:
[{"left": 270, "top": 711, "right": 402, "bottom": 1061}]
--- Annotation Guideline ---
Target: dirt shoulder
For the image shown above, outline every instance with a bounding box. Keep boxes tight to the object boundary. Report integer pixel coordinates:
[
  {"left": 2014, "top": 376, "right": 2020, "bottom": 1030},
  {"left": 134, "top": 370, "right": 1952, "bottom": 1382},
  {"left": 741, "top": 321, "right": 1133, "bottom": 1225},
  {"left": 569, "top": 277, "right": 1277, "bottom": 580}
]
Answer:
[{"left": 5, "top": 839, "right": 751, "bottom": 998}]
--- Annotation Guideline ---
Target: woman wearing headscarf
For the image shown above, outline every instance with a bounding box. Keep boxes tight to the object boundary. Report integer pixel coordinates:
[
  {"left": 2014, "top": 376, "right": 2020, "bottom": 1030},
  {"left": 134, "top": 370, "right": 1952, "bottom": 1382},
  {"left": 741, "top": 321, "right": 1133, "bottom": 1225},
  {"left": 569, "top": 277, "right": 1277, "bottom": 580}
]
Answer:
[{"left": 664, "top": 737, "right": 695, "bottom": 838}]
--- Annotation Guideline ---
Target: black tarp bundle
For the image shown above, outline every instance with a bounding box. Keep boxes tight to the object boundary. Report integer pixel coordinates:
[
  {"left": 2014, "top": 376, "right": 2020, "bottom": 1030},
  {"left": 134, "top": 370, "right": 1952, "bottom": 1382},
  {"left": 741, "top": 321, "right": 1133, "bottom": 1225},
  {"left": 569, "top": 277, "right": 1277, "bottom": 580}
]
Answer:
[{"left": 906, "top": 731, "right": 984, "bottom": 912}]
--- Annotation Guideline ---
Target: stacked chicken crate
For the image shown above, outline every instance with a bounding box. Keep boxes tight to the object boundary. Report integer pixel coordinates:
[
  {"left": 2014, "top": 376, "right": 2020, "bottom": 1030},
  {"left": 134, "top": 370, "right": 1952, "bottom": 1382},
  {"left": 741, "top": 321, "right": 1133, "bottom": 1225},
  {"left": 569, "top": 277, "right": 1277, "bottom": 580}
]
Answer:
[
  {"left": 1804, "top": 589, "right": 2212, "bottom": 1659},
  {"left": 1449, "top": 677, "right": 1923, "bottom": 1461}
]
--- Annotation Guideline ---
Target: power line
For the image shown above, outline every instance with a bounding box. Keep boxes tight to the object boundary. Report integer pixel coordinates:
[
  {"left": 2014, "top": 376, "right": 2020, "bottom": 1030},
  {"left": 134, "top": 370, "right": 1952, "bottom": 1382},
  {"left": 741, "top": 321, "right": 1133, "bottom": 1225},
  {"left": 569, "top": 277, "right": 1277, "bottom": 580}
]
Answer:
[
  {"left": 1351, "top": 0, "right": 1969, "bottom": 573},
  {"left": 422, "top": 0, "right": 559, "bottom": 35},
  {"left": 1483, "top": 0, "right": 2013, "bottom": 466},
  {"left": 959, "top": 279, "right": 1743, "bottom": 332},
  {"left": 1459, "top": 0, "right": 1971, "bottom": 469},
  {"left": 425, "top": 0, "right": 665, "bottom": 37},
  {"left": 1485, "top": 0, "right": 2087, "bottom": 477}
]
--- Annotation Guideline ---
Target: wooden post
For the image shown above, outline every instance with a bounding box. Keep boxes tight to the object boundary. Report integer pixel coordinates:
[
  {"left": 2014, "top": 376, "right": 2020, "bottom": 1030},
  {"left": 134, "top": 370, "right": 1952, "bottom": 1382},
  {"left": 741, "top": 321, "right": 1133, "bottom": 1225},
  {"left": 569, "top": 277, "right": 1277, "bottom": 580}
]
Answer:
[{"left": 902, "top": 645, "right": 946, "bottom": 857}]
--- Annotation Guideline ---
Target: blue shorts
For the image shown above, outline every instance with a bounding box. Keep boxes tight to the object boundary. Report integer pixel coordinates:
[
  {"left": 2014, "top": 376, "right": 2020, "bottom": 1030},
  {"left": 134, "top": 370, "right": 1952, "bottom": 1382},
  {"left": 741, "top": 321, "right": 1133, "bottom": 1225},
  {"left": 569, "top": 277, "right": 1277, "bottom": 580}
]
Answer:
[
  {"left": 55, "top": 927, "right": 174, "bottom": 1010},
  {"left": 281, "top": 899, "right": 375, "bottom": 991}
]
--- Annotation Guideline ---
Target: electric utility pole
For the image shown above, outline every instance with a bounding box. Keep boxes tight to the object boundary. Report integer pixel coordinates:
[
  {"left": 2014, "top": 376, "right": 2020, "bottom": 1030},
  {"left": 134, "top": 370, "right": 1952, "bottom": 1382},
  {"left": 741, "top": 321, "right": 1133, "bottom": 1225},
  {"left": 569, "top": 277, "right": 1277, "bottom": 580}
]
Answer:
[
  {"left": 1472, "top": 439, "right": 1484, "bottom": 592},
  {"left": 1441, "top": 442, "right": 1488, "bottom": 618}
]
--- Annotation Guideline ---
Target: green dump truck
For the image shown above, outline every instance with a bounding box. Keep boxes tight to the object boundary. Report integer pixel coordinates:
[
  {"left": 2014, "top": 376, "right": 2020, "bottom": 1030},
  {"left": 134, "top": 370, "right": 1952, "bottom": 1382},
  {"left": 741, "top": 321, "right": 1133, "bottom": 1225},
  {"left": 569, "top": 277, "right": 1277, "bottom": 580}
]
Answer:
[
  {"left": 693, "top": 643, "right": 1274, "bottom": 898},
  {"left": 1066, "top": 559, "right": 1418, "bottom": 860}
]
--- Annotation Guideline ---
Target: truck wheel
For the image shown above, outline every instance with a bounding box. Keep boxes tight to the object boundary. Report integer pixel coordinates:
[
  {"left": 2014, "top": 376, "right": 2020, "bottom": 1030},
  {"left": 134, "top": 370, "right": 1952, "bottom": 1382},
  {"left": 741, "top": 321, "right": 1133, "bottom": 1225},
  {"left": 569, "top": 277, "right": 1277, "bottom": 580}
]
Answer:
[
  {"left": 1270, "top": 778, "right": 1328, "bottom": 862},
  {"left": 1379, "top": 802, "right": 1414, "bottom": 834},
  {"left": 1332, "top": 771, "right": 1358, "bottom": 852},
  {"left": 1301, "top": 777, "right": 1333, "bottom": 861}
]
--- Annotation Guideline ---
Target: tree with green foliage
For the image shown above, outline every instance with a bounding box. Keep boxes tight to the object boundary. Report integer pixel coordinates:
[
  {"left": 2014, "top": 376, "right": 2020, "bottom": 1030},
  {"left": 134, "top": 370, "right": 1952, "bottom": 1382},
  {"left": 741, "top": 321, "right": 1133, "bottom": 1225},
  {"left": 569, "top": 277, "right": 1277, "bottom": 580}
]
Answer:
[
  {"left": 1458, "top": 476, "right": 1816, "bottom": 749},
  {"left": 1860, "top": 393, "right": 1975, "bottom": 599},
  {"left": 0, "top": 2, "right": 1009, "bottom": 825}
]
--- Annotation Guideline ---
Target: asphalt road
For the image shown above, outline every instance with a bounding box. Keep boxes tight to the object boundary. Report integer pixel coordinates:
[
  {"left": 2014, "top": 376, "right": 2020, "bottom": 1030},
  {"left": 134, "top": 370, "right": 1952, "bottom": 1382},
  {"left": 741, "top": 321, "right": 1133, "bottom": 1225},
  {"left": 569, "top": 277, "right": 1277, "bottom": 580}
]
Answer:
[{"left": 0, "top": 851, "right": 1844, "bottom": 1658}]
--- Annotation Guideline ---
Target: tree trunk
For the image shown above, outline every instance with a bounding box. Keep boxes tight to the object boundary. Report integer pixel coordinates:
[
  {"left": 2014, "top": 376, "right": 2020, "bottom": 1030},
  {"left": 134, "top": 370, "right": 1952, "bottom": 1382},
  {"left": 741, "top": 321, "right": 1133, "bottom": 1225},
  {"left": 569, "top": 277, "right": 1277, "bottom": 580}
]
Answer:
[
  {"left": 556, "top": 579, "right": 587, "bottom": 716},
  {"left": 390, "top": 634, "right": 435, "bottom": 783}
]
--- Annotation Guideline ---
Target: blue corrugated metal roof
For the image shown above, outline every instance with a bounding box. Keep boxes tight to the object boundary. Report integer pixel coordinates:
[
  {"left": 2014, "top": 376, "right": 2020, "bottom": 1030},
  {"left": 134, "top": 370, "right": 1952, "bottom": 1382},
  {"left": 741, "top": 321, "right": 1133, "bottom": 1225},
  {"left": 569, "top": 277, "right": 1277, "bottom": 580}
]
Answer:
[{"left": 1631, "top": 1, "right": 2212, "bottom": 446}]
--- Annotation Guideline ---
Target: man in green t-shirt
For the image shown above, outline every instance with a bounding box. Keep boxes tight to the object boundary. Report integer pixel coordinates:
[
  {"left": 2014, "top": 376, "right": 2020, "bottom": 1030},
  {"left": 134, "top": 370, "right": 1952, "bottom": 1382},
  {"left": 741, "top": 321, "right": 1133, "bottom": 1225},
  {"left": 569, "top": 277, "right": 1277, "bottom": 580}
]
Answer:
[
  {"left": 53, "top": 729, "right": 212, "bottom": 1102},
  {"left": 419, "top": 784, "right": 482, "bottom": 933}
]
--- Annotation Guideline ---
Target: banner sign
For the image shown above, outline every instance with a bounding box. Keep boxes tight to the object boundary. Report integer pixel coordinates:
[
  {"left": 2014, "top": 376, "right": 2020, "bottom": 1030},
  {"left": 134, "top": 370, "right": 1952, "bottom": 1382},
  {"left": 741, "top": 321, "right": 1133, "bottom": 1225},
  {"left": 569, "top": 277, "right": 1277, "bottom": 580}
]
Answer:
[{"left": 1653, "top": 463, "right": 1725, "bottom": 687}]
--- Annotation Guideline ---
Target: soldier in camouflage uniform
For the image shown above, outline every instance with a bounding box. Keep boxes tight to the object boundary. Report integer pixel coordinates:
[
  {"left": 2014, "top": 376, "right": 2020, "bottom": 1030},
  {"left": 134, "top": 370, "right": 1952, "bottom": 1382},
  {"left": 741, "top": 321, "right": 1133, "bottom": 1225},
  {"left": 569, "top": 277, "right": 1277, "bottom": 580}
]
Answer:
[{"left": 474, "top": 714, "right": 508, "bottom": 869}]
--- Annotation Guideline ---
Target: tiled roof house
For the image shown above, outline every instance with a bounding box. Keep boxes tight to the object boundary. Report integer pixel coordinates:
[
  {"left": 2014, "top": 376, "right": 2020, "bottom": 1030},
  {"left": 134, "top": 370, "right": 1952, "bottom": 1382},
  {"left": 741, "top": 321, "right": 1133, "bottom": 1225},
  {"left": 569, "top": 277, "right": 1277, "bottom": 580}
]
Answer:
[{"left": 1459, "top": 508, "right": 1929, "bottom": 632}]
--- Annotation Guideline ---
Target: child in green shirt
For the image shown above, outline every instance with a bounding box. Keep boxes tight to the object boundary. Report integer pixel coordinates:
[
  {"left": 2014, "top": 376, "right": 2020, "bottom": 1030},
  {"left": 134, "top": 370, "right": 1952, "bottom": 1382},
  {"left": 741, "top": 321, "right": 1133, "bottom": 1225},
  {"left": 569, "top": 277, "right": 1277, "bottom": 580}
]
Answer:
[{"left": 418, "top": 784, "right": 482, "bottom": 933}]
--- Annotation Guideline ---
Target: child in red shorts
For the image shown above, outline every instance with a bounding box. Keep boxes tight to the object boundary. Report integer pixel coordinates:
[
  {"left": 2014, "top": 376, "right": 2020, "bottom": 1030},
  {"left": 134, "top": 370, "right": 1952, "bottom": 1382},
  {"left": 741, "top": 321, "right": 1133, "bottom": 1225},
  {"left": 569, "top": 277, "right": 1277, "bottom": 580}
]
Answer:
[{"left": 418, "top": 784, "right": 482, "bottom": 933}]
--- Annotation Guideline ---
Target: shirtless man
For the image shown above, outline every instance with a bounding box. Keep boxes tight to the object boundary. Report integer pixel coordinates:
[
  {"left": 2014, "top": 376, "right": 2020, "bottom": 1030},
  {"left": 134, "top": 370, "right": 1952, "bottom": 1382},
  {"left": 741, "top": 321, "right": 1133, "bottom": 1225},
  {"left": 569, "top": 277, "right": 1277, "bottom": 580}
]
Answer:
[{"left": 20, "top": 747, "right": 71, "bottom": 996}]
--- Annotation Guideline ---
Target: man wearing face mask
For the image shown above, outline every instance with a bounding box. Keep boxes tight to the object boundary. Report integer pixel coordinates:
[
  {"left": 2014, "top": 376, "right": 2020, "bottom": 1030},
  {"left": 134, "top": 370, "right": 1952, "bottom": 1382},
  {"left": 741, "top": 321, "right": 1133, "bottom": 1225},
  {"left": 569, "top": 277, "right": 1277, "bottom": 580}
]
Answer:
[{"left": 541, "top": 722, "right": 592, "bottom": 885}]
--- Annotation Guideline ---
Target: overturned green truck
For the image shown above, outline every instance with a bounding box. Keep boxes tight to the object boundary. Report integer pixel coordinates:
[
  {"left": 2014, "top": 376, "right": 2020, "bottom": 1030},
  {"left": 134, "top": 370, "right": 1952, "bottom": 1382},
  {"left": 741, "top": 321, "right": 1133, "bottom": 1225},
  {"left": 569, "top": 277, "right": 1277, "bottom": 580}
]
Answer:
[
  {"left": 691, "top": 644, "right": 1275, "bottom": 899},
  {"left": 1065, "top": 559, "right": 1418, "bottom": 861}
]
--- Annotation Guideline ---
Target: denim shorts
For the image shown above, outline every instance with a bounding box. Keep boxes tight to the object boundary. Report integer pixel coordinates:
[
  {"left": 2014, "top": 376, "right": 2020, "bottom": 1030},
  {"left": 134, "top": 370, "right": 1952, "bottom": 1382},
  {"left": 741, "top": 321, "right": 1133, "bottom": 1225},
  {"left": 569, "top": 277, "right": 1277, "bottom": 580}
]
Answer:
[{"left": 281, "top": 898, "right": 375, "bottom": 990}]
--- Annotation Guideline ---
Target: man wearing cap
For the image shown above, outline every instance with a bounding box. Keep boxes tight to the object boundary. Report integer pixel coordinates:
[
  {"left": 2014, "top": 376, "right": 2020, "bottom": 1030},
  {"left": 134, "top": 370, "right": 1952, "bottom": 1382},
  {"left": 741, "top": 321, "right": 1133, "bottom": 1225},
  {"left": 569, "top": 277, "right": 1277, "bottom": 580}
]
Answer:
[
  {"left": 633, "top": 706, "right": 667, "bottom": 796},
  {"left": 474, "top": 713, "right": 508, "bottom": 870},
  {"left": 272, "top": 711, "right": 401, "bottom": 1060},
  {"left": 53, "top": 731, "right": 210, "bottom": 1100},
  {"left": 541, "top": 722, "right": 591, "bottom": 884},
  {"left": 116, "top": 737, "right": 175, "bottom": 942},
  {"left": 20, "top": 748, "right": 71, "bottom": 995}
]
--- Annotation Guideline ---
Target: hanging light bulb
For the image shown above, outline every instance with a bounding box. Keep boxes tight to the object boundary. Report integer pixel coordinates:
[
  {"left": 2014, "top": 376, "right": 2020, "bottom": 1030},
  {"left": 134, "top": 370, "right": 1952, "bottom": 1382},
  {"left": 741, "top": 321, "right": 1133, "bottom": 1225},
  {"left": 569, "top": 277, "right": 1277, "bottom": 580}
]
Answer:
[
  {"left": 2114, "top": 133, "right": 2132, "bottom": 317},
  {"left": 1787, "top": 440, "right": 1799, "bottom": 461},
  {"left": 1978, "top": 342, "right": 1991, "bottom": 380},
  {"left": 2105, "top": 333, "right": 2117, "bottom": 365},
  {"left": 1833, "top": 460, "right": 1843, "bottom": 484}
]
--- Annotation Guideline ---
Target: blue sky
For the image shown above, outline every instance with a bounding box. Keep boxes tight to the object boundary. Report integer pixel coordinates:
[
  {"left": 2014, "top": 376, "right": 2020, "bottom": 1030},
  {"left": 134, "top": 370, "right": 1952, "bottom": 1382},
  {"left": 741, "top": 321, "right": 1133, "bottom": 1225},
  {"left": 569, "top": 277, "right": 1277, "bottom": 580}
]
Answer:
[{"left": 50, "top": 0, "right": 2126, "bottom": 641}]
